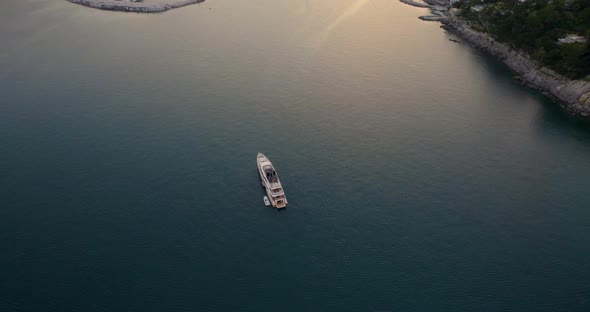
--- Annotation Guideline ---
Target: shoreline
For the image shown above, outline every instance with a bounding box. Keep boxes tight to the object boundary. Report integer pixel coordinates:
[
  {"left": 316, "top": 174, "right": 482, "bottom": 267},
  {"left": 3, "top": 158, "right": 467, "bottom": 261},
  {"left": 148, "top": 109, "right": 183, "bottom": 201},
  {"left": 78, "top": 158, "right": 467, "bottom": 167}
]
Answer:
[
  {"left": 66, "top": 0, "right": 206, "bottom": 13},
  {"left": 400, "top": 0, "right": 590, "bottom": 118},
  {"left": 403, "top": 0, "right": 450, "bottom": 21}
]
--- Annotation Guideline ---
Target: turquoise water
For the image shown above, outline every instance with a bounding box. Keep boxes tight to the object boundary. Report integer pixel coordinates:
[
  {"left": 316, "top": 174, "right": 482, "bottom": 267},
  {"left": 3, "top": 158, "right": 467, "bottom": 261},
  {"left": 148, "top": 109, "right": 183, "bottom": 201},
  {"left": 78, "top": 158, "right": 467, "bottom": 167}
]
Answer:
[{"left": 2, "top": 0, "right": 590, "bottom": 311}]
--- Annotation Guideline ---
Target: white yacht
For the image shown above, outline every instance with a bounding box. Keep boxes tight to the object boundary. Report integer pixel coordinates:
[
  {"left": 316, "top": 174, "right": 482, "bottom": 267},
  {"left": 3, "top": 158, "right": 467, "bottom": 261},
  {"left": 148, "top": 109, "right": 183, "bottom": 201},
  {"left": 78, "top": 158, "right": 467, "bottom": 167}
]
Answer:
[{"left": 257, "top": 153, "right": 287, "bottom": 208}]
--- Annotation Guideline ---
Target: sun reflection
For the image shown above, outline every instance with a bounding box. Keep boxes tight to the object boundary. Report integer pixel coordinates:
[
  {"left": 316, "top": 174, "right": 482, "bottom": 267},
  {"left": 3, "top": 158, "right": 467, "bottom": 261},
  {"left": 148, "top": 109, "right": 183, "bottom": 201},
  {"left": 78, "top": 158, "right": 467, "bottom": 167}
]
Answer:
[{"left": 318, "top": 0, "right": 370, "bottom": 43}]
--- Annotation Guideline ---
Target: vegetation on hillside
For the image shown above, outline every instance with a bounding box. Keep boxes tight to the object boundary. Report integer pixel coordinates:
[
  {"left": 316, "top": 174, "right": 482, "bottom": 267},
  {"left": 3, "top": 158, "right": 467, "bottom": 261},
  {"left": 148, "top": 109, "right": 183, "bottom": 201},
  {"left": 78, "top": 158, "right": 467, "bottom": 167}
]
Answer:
[{"left": 454, "top": 0, "right": 590, "bottom": 79}]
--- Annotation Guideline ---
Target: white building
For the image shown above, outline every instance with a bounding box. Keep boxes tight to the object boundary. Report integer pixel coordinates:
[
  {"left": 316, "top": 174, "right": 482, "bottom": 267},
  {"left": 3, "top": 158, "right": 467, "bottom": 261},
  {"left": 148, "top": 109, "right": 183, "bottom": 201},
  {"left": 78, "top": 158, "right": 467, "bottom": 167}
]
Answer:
[
  {"left": 558, "top": 34, "right": 587, "bottom": 45},
  {"left": 471, "top": 4, "right": 489, "bottom": 12}
]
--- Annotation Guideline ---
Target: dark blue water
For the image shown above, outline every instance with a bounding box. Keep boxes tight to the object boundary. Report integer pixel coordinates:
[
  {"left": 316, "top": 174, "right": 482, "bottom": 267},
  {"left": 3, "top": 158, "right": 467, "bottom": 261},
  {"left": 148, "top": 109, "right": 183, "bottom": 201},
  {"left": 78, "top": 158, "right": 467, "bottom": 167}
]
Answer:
[{"left": 2, "top": 0, "right": 590, "bottom": 311}]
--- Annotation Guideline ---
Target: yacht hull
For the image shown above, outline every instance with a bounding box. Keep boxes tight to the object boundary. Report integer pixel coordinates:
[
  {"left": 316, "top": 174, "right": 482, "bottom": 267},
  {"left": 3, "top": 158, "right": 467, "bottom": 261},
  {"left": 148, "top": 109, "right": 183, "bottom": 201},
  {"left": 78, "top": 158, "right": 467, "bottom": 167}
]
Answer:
[{"left": 257, "top": 153, "right": 288, "bottom": 208}]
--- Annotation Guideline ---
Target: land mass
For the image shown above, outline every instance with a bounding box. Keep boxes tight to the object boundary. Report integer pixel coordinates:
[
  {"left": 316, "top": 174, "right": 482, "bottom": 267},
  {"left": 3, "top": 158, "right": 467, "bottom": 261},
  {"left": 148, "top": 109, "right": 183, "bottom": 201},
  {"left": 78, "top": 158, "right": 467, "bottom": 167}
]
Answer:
[
  {"left": 401, "top": 0, "right": 590, "bottom": 118},
  {"left": 66, "top": 0, "right": 206, "bottom": 13},
  {"left": 455, "top": 0, "right": 590, "bottom": 80}
]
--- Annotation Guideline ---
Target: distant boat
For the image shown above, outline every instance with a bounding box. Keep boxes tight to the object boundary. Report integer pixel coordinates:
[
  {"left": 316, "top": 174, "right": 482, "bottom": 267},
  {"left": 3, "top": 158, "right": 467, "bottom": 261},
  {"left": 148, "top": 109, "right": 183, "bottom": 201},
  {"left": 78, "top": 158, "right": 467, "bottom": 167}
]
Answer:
[
  {"left": 263, "top": 196, "right": 270, "bottom": 206},
  {"left": 257, "top": 153, "right": 287, "bottom": 208}
]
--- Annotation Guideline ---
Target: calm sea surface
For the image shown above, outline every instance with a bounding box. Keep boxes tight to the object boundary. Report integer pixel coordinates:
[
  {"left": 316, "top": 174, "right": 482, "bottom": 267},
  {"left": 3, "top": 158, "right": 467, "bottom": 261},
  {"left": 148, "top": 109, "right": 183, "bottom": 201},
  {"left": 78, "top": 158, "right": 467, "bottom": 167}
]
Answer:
[{"left": 2, "top": 0, "right": 590, "bottom": 311}]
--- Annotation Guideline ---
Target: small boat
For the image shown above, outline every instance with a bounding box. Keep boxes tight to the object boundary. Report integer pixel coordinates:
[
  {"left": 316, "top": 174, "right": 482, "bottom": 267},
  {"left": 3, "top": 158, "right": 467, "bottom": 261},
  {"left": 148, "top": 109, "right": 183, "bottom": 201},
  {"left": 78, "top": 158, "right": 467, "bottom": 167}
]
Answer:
[
  {"left": 257, "top": 153, "right": 288, "bottom": 208},
  {"left": 263, "top": 196, "right": 270, "bottom": 206}
]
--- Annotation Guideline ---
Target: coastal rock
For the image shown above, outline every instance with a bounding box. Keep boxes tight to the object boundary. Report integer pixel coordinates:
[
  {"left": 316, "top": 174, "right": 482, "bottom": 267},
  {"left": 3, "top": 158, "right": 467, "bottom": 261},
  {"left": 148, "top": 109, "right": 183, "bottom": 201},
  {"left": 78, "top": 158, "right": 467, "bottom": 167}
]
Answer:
[
  {"left": 422, "top": 0, "right": 450, "bottom": 5},
  {"left": 399, "top": 0, "right": 430, "bottom": 8},
  {"left": 398, "top": 0, "right": 447, "bottom": 22},
  {"left": 419, "top": 15, "right": 444, "bottom": 21}
]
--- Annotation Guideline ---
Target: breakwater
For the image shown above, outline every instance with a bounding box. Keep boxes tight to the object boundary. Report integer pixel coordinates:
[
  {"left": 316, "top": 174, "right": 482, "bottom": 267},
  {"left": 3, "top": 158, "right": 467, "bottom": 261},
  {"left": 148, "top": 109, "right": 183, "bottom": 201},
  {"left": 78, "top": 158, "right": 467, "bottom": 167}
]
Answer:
[{"left": 66, "top": 0, "right": 206, "bottom": 13}]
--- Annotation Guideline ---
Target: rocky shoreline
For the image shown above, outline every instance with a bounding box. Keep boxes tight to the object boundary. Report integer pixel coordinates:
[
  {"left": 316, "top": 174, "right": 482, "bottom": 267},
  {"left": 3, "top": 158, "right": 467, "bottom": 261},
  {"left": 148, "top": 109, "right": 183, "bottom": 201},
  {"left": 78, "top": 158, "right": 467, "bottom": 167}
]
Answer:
[
  {"left": 400, "top": 0, "right": 449, "bottom": 21},
  {"left": 400, "top": 0, "right": 590, "bottom": 118},
  {"left": 66, "top": 0, "right": 206, "bottom": 13}
]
